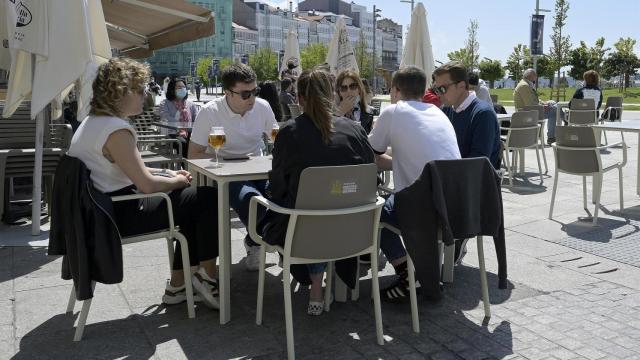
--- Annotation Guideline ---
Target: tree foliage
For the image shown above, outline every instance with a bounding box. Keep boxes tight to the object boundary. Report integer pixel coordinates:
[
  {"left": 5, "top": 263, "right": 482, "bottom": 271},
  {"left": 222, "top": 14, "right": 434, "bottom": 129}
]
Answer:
[
  {"left": 548, "top": 0, "right": 571, "bottom": 98},
  {"left": 196, "top": 57, "right": 212, "bottom": 86},
  {"left": 478, "top": 59, "right": 504, "bottom": 88},
  {"left": 354, "top": 30, "right": 375, "bottom": 81},
  {"left": 447, "top": 48, "right": 473, "bottom": 70},
  {"left": 603, "top": 37, "right": 640, "bottom": 91},
  {"left": 505, "top": 44, "right": 532, "bottom": 80},
  {"left": 248, "top": 48, "right": 278, "bottom": 81},
  {"left": 568, "top": 38, "right": 609, "bottom": 80},
  {"left": 465, "top": 20, "right": 480, "bottom": 71},
  {"left": 300, "top": 43, "right": 328, "bottom": 72}
]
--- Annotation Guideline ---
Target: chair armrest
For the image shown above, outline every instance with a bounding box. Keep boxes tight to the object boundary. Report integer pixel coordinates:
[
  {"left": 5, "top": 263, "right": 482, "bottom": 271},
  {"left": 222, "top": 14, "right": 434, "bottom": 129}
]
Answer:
[{"left": 111, "top": 192, "right": 177, "bottom": 235}]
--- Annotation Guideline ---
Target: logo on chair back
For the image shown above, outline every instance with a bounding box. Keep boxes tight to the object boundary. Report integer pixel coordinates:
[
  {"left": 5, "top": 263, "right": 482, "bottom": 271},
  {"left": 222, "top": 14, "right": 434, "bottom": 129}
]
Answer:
[
  {"left": 15, "top": 2, "right": 32, "bottom": 27},
  {"left": 331, "top": 180, "right": 358, "bottom": 195}
]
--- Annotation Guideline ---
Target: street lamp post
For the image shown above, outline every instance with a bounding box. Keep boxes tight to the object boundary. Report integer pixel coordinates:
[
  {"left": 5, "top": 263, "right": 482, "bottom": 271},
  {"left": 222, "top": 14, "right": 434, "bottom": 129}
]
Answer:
[
  {"left": 372, "top": 5, "right": 381, "bottom": 94},
  {"left": 531, "top": 0, "right": 551, "bottom": 77},
  {"left": 400, "top": 0, "right": 414, "bottom": 13}
]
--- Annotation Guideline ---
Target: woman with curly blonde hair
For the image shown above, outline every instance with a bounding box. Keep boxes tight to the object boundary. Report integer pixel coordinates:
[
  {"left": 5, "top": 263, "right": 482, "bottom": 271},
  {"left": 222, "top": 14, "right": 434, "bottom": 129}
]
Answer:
[{"left": 67, "top": 57, "right": 221, "bottom": 310}]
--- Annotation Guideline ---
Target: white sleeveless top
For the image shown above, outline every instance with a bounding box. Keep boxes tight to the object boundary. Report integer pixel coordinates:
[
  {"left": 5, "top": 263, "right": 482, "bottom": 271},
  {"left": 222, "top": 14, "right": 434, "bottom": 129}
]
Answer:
[{"left": 68, "top": 115, "right": 137, "bottom": 193}]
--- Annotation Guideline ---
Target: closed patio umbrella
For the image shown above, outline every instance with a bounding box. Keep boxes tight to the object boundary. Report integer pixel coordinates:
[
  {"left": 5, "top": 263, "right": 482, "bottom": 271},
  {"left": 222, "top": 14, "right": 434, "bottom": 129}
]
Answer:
[
  {"left": 326, "top": 17, "right": 359, "bottom": 76},
  {"left": 279, "top": 29, "right": 302, "bottom": 79},
  {"left": 400, "top": 2, "right": 435, "bottom": 87}
]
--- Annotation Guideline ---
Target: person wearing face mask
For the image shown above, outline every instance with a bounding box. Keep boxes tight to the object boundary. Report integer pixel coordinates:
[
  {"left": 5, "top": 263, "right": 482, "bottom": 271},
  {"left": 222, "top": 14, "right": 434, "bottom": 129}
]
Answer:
[
  {"left": 158, "top": 78, "right": 199, "bottom": 157},
  {"left": 514, "top": 68, "right": 562, "bottom": 144},
  {"left": 334, "top": 70, "right": 375, "bottom": 134}
]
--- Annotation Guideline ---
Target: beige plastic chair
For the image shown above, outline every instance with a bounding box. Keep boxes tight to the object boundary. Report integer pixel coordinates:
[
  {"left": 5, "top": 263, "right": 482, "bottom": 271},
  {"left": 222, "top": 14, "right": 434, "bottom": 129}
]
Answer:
[
  {"left": 600, "top": 96, "right": 625, "bottom": 143},
  {"left": 523, "top": 104, "right": 548, "bottom": 172},
  {"left": 549, "top": 126, "right": 627, "bottom": 225},
  {"left": 287, "top": 103, "right": 302, "bottom": 119},
  {"left": 566, "top": 98, "right": 597, "bottom": 126},
  {"left": 501, "top": 110, "right": 544, "bottom": 185},
  {"left": 65, "top": 191, "right": 196, "bottom": 341},
  {"left": 248, "top": 164, "right": 385, "bottom": 360}
]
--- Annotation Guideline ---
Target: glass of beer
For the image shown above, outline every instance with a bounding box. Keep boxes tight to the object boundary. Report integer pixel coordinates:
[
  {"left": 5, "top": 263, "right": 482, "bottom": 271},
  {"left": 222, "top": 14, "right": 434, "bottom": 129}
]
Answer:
[
  {"left": 208, "top": 126, "right": 226, "bottom": 168},
  {"left": 270, "top": 124, "right": 279, "bottom": 142}
]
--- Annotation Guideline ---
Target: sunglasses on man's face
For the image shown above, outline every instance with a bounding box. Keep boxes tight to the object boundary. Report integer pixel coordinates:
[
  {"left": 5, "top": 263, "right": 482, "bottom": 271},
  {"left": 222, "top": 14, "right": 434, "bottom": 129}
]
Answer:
[
  {"left": 339, "top": 83, "right": 359, "bottom": 92},
  {"left": 228, "top": 87, "right": 260, "bottom": 100},
  {"left": 432, "top": 81, "right": 461, "bottom": 96}
]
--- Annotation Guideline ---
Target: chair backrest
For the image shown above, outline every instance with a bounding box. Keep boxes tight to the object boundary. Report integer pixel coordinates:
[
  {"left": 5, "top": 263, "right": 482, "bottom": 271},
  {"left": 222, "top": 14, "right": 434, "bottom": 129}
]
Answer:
[
  {"left": 288, "top": 104, "right": 302, "bottom": 118},
  {"left": 46, "top": 124, "right": 73, "bottom": 149},
  {"left": 288, "top": 164, "right": 379, "bottom": 260},
  {"left": 506, "top": 111, "right": 539, "bottom": 148},
  {"left": 602, "top": 96, "right": 623, "bottom": 121},
  {"left": 370, "top": 99, "right": 382, "bottom": 115},
  {"left": 568, "top": 98, "right": 597, "bottom": 126},
  {"left": 490, "top": 94, "right": 498, "bottom": 104},
  {"left": 523, "top": 104, "right": 544, "bottom": 120},
  {"left": 554, "top": 126, "right": 600, "bottom": 174},
  {"left": 0, "top": 105, "right": 35, "bottom": 149}
]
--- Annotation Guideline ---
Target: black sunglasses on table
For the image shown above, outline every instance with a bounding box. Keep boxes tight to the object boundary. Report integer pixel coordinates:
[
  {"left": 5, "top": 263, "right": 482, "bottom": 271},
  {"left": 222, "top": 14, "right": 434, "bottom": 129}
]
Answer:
[{"left": 228, "top": 87, "right": 260, "bottom": 100}]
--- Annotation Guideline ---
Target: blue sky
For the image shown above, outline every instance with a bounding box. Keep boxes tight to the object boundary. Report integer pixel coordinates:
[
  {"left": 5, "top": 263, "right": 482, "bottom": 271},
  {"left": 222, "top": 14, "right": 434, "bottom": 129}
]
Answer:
[{"left": 263, "top": 0, "right": 640, "bottom": 64}]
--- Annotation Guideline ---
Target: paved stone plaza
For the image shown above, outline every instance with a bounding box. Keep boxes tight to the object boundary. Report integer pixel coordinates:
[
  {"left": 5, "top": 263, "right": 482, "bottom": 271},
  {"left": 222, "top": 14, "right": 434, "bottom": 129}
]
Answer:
[{"left": 1, "top": 114, "right": 640, "bottom": 359}]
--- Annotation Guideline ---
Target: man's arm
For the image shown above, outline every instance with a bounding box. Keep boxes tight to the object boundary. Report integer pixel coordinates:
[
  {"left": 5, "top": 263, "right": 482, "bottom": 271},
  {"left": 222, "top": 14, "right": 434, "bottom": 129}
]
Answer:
[
  {"left": 188, "top": 142, "right": 213, "bottom": 159},
  {"left": 375, "top": 153, "right": 392, "bottom": 171},
  {"left": 468, "top": 110, "right": 499, "bottom": 160}
]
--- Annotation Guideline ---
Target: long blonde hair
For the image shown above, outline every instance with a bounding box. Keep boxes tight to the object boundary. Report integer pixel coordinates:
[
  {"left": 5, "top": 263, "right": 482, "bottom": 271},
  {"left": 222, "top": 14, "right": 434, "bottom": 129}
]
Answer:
[
  {"left": 297, "top": 67, "right": 335, "bottom": 144},
  {"left": 90, "top": 57, "right": 150, "bottom": 118}
]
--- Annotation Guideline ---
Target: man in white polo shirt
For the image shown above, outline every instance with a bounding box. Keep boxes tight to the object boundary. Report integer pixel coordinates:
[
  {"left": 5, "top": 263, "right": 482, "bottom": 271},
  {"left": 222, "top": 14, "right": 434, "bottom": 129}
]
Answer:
[
  {"left": 368, "top": 66, "right": 460, "bottom": 302},
  {"left": 189, "top": 63, "right": 278, "bottom": 270}
]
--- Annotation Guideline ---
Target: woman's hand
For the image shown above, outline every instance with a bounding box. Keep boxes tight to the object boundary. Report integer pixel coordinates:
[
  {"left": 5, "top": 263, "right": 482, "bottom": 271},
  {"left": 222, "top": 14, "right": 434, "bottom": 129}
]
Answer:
[
  {"left": 172, "top": 173, "right": 191, "bottom": 188},
  {"left": 337, "top": 94, "right": 357, "bottom": 116},
  {"left": 172, "top": 169, "right": 193, "bottom": 182},
  {"left": 177, "top": 129, "right": 188, "bottom": 137}
]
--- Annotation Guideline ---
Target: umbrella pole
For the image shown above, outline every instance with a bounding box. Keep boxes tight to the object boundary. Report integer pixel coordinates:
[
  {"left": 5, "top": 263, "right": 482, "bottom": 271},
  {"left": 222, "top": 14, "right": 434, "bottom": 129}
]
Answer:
[{"left": 31, "top": 54, "right": 44, "bottom": 236}]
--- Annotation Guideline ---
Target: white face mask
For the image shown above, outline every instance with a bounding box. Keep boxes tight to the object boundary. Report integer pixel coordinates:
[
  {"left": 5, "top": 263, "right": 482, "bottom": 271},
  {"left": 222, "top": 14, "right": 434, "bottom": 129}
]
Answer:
[{"left": 176, "top": 88, "right": 187, "bottom": 98}]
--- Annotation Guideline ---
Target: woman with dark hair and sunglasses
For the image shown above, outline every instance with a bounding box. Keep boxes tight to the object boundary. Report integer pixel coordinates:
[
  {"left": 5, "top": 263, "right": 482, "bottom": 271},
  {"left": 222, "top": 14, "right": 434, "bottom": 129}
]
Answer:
[
  {"left": 263, "top": 66, "right": 375, "bottom": 316},
  {"left": 334, "top": 70, "right": 375, "bottom": 134},
  {"left": 257, "top": 81, "right": 284, "bottom": 121}
]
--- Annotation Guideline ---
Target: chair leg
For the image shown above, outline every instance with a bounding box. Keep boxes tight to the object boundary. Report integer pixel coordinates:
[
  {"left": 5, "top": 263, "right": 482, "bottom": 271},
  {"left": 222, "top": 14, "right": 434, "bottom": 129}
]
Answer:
[
  {"left": 282, "top": 264, "right": 295, "bottom": 360},
  {"left": 351, "top": 260, "right": 360, "bottom": 301},
  {"left": 73, "top": 281, "right": 96, "bottom": 342},
  {"left": 66, "top": 286, "right": 77, "bottom": 314},
  {"left": 370, "top": 247, "right": 384, "bottom": 345},
  {"left": 442, "top": 243, "right": 455, "bottom": 283},
  {"left": 535, "top": 147, "right": 543, "bottom": 184},
  {"left": 619, "top": 167, "right": 624, "bottom": 211},
  {"left": 593, "top": 174, "right": 602, "bottom": 225},
  {"left": 407, "top": 256, "right": 419, "bottom": 333},
  {"left": 592, "top": 173, "right": 601, "bottom": 205},
  {"left": 539, "top": 131, "right": 548, "bottom": 173},
  {"left": 324, "top": 262, "right": 334, "bottom": 312},
  {"left": 174, "top": 234, "right": 195, "bottom": 319},
  {"left": 504, "top": 147, "right": 513, "bottom": 186},
  {"left": 583, "top": 176, "right": 588, "bottom": 211},
  {"left": 549, "top": 170, "right": 559, "bottom": 219},
  {"left": 476, "top": 237, "right": 491, "bottom": 319},
  {"left": 256, "top": 245, "right": 267, "bottom": 325}
]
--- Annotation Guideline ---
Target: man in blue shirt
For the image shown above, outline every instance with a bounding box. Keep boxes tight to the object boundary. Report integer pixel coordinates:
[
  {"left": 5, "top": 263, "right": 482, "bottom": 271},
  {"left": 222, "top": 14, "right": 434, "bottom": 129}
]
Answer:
[
  {"left": 433, "top": 61, "right": 501, "bottom": 169},
  {"left": 433, "top": 61, "right": 501, "bottom": 264}
]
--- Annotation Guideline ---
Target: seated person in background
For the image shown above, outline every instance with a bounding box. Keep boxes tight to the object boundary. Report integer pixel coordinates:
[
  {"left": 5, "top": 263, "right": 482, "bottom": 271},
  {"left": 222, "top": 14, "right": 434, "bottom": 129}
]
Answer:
[
  {"left": 189, "top": 63, "right": 278, "bottom": 271},
  {"left": 258, "top": 80, "right": 284, "bottom": 122},
  {"left": 422, "top": 74, "right": 442, "bottom": 108},
  {"left": 468, "top": 72, "right": 492, "bottom": 105},
  {"left": 334, "top": 70, "right": 375, "bottom": 134},
  {"left": 514, "top": 68, "right": 562, "bottom": 144},
  {"left": 68, "top": 58, "right": 220, "bottom": 309},
  {"left": 434, "top": 61, "right": 500, "bottom": 265},
  {"left": 158, "top": 78, "right": 198, "bottom": 157},
  {"left": 368, "top": 66, "right": 461, "bottom": 302},
  {"left": 434, "top": 61, "right": 501, "bottom": 169},
  {"left": 280, "top": 59, "right": 300, "bottom": 81},
  {"left": 263, "top": 67, "right": 375, "bottom": 315},
  {"left": 279, "top": 78, "right": 297, "bottom": 120},
  {"left": 570, "top": 70, "right": 603, "bottom": 113}
]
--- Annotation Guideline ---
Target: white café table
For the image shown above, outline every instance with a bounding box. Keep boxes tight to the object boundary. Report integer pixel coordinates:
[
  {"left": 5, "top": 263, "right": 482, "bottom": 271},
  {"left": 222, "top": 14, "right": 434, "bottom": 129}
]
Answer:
[
  {"left": 186, "top": 156, "right": 272, "bottom": 324},
  {"left": 592, "top": 120, "right": 640, "bottom": 195}
]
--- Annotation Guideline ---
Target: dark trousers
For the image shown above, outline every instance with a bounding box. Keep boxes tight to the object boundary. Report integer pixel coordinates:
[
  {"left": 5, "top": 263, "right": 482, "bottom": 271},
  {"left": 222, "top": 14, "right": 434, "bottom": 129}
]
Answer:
[
  {"left": 228, "top": 180, "right": 268, "bottom": 247},
  {"left": 110, "top": 186, "right": 219, "bottom": 270}
]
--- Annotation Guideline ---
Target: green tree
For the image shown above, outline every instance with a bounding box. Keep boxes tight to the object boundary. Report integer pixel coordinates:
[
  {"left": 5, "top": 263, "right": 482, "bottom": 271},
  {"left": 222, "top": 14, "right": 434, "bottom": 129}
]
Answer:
[
  {"left": 568, "top": 38, "right": 610, "bottom": 81},
  {"left": 447, "top": 48, "right": 473, "bottom": 69},
  {"left": 536, "top": 55, "right": 555, "bottom": 85},
  {"left": 196, "top": 57, "right": 212, "bottom": 86},
  {"left": 478, "top": 59, "right": 504, "bottom": 88},
  {"left": 248, "top": 48, "right": 278, "bottom": 81},
  {"left": 465, "top": 19, "right": 480, "bottom": 71},
  {"left": 354, "top": 30, "right": 374, "bottom": 80},
  {"left": 548, "top": 0, "right": 571, "bottom": 98},
  {"left": 219, "top": 57, "right": 234, "bottom": 71},
  {"left": 300, "top": 43, "right": 328, "bottom": 71},
  {"left": 603, "top": 37, "right": 640, "bottom": 91},
  {"left": 505, "top": 44, "right": 532, "bottom": 80}
]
